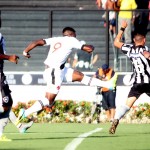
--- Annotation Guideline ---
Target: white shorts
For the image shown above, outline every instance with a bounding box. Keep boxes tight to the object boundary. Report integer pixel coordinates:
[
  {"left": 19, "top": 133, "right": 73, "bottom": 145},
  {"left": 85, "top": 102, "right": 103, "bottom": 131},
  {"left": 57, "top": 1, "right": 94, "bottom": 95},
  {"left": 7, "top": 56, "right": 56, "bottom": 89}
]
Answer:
[{"left": 43, "top": 67, "right": 74, "bottom": 94}]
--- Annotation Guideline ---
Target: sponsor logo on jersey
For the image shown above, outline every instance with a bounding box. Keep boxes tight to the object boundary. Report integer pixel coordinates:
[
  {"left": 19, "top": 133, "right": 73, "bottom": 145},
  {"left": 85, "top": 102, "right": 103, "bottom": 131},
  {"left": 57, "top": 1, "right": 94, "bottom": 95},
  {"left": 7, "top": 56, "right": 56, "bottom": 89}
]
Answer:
[{"left": 3, "top": 96, "right": 9, "bottom": 103}]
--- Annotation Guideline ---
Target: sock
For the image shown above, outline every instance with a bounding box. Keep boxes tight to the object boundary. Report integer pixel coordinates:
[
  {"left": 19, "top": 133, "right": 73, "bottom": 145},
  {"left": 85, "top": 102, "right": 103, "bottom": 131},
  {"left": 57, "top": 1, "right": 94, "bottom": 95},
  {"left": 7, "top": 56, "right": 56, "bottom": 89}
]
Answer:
[
  {"left": 114, "top": 105, "right": 130, "bottom": 120},
  {"left": 80, "top": 75, "right": 91, "bottom": 85},
  {"left": 9, "top": 110, "right": 17, "bottom": 124},
  {"left": 24, "top": 98, "right": 49, "bottom": 117},
  {"left": 91, "top": 102, "right": 97, "bottom": 115},
  {"left": 0, "top": 118, "right": 9, "bottom": 137},
  {"left": 81, "top": 75, "right": 111, "bottom": 88},
  {"left": 17, "top": 123, "right": 22, "bottom": 129},
  {"left": 9, "top": 110, "right": 22, "bottom": 128}
]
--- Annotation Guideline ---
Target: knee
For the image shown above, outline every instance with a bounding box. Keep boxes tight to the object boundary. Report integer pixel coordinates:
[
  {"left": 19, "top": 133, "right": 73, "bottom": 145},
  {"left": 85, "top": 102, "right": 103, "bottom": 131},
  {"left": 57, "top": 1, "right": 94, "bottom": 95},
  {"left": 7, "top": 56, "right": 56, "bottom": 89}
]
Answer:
[{"left": 73, "top": 70, "right": 84, "bottom": 81}]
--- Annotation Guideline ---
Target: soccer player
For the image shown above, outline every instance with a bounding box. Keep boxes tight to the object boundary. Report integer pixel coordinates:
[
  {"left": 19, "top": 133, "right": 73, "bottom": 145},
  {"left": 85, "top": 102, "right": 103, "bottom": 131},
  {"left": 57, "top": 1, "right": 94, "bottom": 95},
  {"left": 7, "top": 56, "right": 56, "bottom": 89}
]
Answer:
[
  {"left": 0, "top": 33, "right": 19, "bottom": 141},
  {"left": 17, "top": 26, "right": 117, "bottom": 124},
  {"left": 109, "top": 20, "right": 150, "bottom": 134},
  {"left": 0, "top": 33, "right": 33, "bottom": 141}
]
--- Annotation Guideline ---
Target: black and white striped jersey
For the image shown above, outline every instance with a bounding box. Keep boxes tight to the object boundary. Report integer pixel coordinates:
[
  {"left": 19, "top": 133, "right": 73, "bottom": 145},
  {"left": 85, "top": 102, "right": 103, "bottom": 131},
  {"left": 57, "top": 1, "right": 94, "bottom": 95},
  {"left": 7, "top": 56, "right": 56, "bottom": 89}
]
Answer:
[{"left": 121, "top": 44, "right": 150, "bottom": 84}]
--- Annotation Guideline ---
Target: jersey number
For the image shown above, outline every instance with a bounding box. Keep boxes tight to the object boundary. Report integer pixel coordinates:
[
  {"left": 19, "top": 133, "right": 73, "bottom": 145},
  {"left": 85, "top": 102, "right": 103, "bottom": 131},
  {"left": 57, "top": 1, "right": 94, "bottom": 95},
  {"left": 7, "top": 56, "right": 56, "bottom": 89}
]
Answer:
[{"left": 133, "top": 57, "right": 144, "bottom": 73}]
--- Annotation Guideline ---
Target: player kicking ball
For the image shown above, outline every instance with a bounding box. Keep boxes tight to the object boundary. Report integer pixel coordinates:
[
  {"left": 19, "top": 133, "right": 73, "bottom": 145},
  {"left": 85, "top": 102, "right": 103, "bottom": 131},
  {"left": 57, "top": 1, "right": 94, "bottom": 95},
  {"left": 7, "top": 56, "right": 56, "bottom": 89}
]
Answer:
[{"left": 16, "top": 26, "right": 118, "bottom": 125}]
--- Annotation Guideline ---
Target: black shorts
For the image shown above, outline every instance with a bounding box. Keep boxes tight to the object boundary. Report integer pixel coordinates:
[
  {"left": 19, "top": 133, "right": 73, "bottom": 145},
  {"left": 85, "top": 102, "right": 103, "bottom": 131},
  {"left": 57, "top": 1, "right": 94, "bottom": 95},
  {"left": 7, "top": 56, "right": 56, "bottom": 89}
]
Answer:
[
  {"left": 128, "top": 83, "right": 150, "bottom": 99},
  {"left": 101, "top": 90, "right": 116, "bottom": 110},
  {"left": 0, "top": 107, "right": 11, "bottom": 119},
  {"left": 0, "top": 73, "right": 13, "bottom": 107}
]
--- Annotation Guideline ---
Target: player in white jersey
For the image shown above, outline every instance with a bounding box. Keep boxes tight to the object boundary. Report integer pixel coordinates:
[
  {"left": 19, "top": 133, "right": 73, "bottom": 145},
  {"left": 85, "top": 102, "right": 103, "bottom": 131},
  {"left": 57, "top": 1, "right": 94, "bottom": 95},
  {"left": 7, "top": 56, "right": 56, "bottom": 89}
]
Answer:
[
  {"left": 16, "top": 26, "right": 117, "bottom": 124},
  {"left": 109, "top": 21, "right": 150, "bottom": 134}
]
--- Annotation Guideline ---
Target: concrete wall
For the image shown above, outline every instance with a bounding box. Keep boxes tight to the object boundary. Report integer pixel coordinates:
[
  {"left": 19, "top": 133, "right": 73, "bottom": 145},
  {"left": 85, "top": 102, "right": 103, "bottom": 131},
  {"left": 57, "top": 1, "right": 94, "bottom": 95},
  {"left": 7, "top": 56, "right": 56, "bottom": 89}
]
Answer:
[{"left": 10, "top": 85, "right": 150, "bottom": 107}]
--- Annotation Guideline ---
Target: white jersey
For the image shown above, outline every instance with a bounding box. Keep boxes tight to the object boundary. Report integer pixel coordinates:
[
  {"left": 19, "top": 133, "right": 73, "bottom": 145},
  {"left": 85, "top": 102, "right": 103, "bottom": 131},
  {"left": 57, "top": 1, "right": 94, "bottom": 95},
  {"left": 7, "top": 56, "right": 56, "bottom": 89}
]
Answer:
[{"left": 44, "top": 36, "right": 83, "bottom": 68}]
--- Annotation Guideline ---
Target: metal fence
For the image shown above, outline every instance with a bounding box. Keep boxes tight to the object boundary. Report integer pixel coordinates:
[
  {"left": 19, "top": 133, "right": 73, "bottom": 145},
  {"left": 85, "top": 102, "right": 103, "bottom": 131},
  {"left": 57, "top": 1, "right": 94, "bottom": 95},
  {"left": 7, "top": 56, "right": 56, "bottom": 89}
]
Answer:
[{"left": 0, "top": 8, "right": 149, "bottom": 72}]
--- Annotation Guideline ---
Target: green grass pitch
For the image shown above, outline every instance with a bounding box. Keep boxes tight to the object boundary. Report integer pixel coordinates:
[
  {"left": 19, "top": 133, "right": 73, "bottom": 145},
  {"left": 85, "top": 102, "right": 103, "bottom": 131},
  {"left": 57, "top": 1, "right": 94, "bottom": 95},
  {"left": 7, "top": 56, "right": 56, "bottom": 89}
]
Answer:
[{"left": 1, "top": 123, "right": 150, "bottom": 150}]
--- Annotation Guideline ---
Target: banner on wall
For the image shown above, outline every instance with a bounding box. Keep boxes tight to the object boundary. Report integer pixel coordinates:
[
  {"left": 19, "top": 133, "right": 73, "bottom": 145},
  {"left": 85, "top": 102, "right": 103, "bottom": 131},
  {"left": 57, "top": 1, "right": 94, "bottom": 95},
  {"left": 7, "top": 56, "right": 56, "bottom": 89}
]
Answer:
[
  {"left": 7, "top": 72, "right": 150, "bottom": 107},
  {"left": 5, "top": 72, "right": 133, "bottom": 86}
]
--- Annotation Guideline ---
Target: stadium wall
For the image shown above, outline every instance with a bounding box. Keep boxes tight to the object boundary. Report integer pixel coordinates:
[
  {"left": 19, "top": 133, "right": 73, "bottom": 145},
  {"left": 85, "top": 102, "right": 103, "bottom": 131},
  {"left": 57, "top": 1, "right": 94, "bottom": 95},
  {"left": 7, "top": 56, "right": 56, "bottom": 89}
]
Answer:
[
  {"left": 10, "top": 84, "right": 150, "bottom": 107},
  {"left": 5, "top": 72, "right": 150, "bottom": 107}
]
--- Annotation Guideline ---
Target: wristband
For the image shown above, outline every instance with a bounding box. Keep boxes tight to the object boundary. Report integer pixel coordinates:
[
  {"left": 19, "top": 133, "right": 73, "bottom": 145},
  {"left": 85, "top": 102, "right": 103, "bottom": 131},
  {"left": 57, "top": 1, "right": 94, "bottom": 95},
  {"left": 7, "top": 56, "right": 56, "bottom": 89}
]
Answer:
[
  {"left": 120, "top": 27, "right": 125, "bottom": 32},
  {"left": 23, "top": 51, "right": 28, "bottom": 56}
]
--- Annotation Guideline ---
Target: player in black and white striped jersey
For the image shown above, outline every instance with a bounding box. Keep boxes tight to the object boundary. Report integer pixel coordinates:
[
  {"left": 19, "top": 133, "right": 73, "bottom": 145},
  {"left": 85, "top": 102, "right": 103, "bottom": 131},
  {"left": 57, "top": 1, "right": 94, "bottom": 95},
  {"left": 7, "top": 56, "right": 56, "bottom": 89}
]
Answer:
[
  {"left": 109, "top": 20, "right": 150, "bottom": 134},
  {"left": 122, "top": 44, "right": 150, "bottom": 84}
]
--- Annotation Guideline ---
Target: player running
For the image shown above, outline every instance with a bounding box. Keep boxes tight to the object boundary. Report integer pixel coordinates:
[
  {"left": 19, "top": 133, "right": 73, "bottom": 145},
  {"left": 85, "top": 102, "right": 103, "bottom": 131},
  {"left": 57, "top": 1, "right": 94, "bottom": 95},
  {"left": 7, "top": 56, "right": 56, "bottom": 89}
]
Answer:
[{"left": 109, "top": 21, "right": 150, "bottom": 134}]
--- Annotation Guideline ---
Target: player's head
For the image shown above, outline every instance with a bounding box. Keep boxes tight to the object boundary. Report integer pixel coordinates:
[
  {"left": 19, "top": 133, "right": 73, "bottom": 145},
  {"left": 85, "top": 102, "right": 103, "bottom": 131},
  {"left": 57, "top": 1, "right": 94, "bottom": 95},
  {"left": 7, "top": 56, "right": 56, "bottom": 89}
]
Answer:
[
  {"left": 133, "top": 34, "right": 146, "bottom": 45},
  {"left": 62, "top": 27, "right": 76, "bottom": 37}
]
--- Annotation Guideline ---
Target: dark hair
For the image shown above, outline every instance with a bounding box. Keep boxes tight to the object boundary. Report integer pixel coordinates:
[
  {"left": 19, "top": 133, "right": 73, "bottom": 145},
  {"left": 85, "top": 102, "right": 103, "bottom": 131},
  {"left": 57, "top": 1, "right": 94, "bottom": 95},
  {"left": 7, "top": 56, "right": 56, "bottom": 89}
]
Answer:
[
  {"left": 134, "top": 34, "right": 145, "bottom": 42},
  {"left": 62, "top": 27, "right": 76, "bottom": 33}
]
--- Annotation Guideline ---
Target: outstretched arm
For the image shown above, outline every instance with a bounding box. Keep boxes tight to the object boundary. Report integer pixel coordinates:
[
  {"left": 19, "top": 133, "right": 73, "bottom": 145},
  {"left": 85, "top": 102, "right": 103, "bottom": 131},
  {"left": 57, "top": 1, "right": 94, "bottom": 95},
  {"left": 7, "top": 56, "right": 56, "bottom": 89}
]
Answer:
[
  {"left": 81, "top": 45, "right": 95, "bottom": 53},
  {"left": 23, "top": 39, "right": 46, "bottom": 58},
  {"left": 0, "top": 54, "right": 19, "bottom": 64},
  {"left": 114, "top": 21, "right": 127, "bottom": 49}
]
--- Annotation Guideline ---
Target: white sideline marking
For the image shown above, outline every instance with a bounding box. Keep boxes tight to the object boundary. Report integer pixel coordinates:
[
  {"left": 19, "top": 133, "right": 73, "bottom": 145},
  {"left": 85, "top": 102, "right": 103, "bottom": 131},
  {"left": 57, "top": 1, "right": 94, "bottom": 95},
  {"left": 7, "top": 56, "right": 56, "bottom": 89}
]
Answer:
[{"left": 64, "top": 128, "right": 103, "bottom": 150}]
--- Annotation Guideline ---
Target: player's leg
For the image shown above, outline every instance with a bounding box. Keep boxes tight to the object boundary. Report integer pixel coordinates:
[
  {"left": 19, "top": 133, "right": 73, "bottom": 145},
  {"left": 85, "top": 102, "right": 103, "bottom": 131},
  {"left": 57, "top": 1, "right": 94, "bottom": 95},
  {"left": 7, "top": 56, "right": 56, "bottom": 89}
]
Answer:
[
  {"left": 0, "top": 118, "right": 11, "bottom": 141},
  {"left": 109, "top": 97, "right": 136, "bottom": 134},
  {"left": 88, "top": 102, "right": 97, "bottom": 123},
  {"left": 9, "top": 110, "right": 33, "bottom": 133},
  {"left": 0, "top": 75, "right": 13, "bottom": 140},
  {"left": 0, "top": 109, "right": 11, "bottom": 141},
  {"left": 109, "top": 84, "right": 145, "bottom": 134},
  {"left": 71, "top": 70, "right": 117, "bottom": 89},
  {"left": 17, "top": 68, "right": 62, "bottom": 123},
  {"left": 17, "top": 97, "right": 50, "bottom": 124}
]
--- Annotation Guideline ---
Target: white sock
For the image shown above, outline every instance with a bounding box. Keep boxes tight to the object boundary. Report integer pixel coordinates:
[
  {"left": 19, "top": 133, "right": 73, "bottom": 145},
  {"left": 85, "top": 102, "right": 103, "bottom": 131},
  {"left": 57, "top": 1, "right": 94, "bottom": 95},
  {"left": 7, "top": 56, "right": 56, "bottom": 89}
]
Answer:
[
  {"left": 91, "top": 102, "right": 97, "bottom": 115},
  {"left": 114, "top": 105, "right": 130, "bottom": 120},
  {"left": 9, "top": 110, "right": 17, "bottom": 124},
  {"left": 9, "top": 110, "right": 22, "bottom": 128},
  {"left": 80, "top": 75, "right": 91, "bottom": 85},
  {"left": 0, "top": 118, "right": 9, "bottom": 137},
  {"left": 81, "top": 75, "right": 111, "bottom": 88},
  {"left": 24, "top": 98, "right": 49, "bottom": 117}
]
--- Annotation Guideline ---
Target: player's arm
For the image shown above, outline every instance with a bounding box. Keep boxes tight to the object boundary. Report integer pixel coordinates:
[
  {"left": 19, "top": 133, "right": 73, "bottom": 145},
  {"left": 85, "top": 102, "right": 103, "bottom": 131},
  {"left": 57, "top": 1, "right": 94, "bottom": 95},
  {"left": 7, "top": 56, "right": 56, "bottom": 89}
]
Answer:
[
  {"left": 81, "top": 45, "right": 94, "bottom": 53},
  {"left": 114, "top": 21, "right": 127, "bottom": 49},
  {"left": 143, "top": 50, "right": 150, "bottom": 60},
  {"left": 23, "top": 39, "right": 46, "bottom": 58},
  {"left": 0, "top": 54, "right": 19, "bottom": 64}
]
